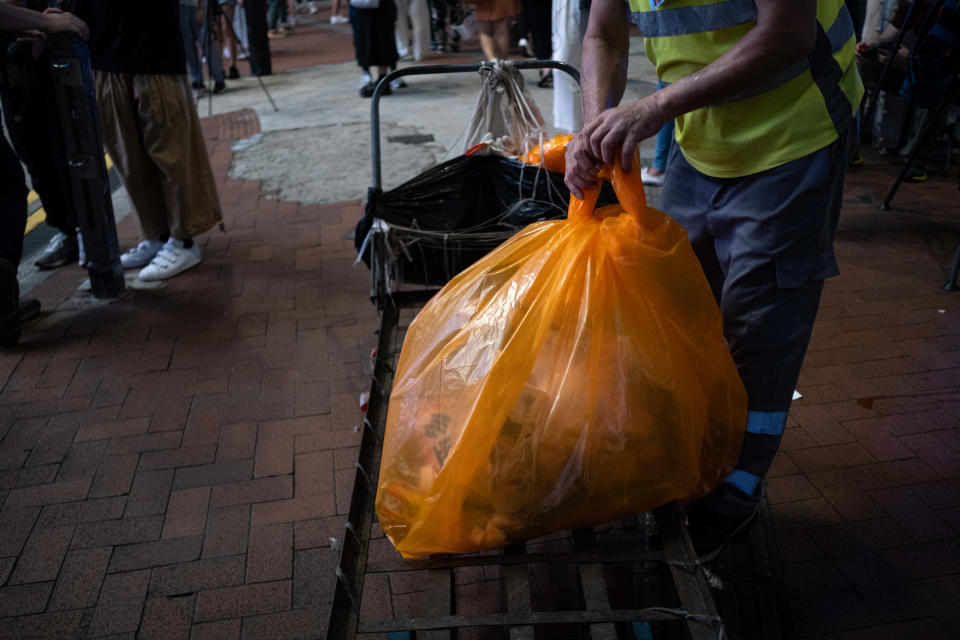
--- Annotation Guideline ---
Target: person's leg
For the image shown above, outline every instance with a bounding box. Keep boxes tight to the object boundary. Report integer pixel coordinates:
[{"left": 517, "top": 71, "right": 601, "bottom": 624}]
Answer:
[
  {"left": 409, "top": 0, "right": 431, "bottom": 60},
  {"left": 525, "top": 0, "right": 550, "bottom": 58},
  {"left": 645, "top": 78, "right": 675, "bottom": 181},
  {"left": 0, "top": 132, "right": 27, "bottom": 271},
  {"left": 661, "top": 128, "right": 852, "bottom": 559},
  {"left": 94, "top": 71, "right": 170, "bottom": 267},
  {"left": 201, "top": 10, "right": 226, "bottom": 86},
  {"left": 180, "top": 3, "right": 204, "bottom": 87},
  {"left": 0, "top": 85, "right": 74, "bottom": 237},
  {"left": 395, "top": 0, "right": 411, "bottom": 57},
  {"left": 268, "top": 0, "right": 281, "bottom": 30},
  {"left": 287, "top": 0, "right": 297, "bottom": 26},
  {"left": 493, "top": 16, "right": 511, "bottom": 59},
  {"left": 0, "top": 82, "right": 81, "bottom": 269},
  {"left": 220, "top": 2, "right": 239, "bottom": 76},
  {"left": 0, "top": 112, "right": 33, "bottom": 345},
  {"left": 478, "top": 20, "right": 497, "bottom": 59},
  {"left": 681, "top": 130, "right": 851, "bottom": 521},
  {"left": 435, "top": 0, "right": 450, "bottom": 50},
  {"left": 137, "top": 74, "right": 222, "bottom": 241},
  {"left": 134, "top": 74, "right": 222, "bottom": 280},
  {"left": 650, "top": 119, "right": 675, "bottom": 174}
]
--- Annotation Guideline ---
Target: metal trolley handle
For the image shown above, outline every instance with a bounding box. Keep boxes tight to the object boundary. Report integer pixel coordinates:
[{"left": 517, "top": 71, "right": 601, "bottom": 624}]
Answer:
[{"left": 369, "top": 60, "right": 582, "bottom": 191}]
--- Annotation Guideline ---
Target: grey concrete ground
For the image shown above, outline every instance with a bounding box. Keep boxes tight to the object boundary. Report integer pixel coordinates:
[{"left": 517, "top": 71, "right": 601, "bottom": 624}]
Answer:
[{"left": 204, "top": 37, "right": 659, "bottom": 204}]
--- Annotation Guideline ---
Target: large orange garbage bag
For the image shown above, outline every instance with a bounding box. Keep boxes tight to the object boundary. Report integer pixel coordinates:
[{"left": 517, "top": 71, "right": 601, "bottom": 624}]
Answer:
[{"left": 375, "top": 161, "right": 747, "bottom": 558}]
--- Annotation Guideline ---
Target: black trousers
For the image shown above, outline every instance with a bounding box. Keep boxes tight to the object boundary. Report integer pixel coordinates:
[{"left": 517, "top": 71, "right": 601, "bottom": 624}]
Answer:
[
  {"left": 0, "top": 125, "right": 27, "bottom": 268},
  {"left": 520, "top": 0, "right": 551, "bottom": 60},
  {"left": 0, "top": 80, "right": 76, "bottom": 236}
]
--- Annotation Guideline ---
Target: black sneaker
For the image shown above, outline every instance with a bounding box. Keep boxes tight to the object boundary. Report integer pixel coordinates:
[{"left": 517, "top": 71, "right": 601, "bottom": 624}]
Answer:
[
  {"left": 213, "top": 81, "right": 227, "bottom": 95},
  {"left": 685, "top": 502, "right": 758, "bottom": 563},
  {"left": 228, "top": 66, "right": 240, "bottom": 80},
  {"left": 360, "top": 81, "right": 391, "bottom": 98}
]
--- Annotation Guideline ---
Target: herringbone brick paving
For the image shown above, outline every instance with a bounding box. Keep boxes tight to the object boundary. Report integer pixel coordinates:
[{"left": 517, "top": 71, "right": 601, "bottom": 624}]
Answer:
[
  {"left": 0, "top": 106, "right": 370, "bottom": 638},
  {"left": 3, "top": 13, "right": 960, "bottom": 637}
]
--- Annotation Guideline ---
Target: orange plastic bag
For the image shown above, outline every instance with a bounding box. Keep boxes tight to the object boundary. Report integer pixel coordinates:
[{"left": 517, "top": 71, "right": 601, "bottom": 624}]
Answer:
[
  {"left": 375, "top": 161, "right": 747, "bottom": 558},
  {"left": 522, "top": 134, "right": 572, "bottom": 172}
]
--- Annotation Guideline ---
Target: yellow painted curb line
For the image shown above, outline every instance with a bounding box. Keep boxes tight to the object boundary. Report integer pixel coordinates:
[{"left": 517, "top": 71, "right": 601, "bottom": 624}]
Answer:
[{"left": 25, "top": 208, "right": 47, "bottom": 235}]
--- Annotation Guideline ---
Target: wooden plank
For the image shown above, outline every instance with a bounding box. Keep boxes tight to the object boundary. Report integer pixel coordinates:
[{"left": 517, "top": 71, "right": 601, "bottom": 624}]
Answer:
[
  {"left": 504, "top": 543, "right": 534, "bottom": 640},
  {"left": 364, "top": 549, "right": 665, "bottom": 574},
  {"left": 654, "top": 505, "right": 724, "bottom": 640},
  {"left": 505, "top": 564, "right": 534, "bottom": 640},
  {"left": 357, "top": 607, "right": 701, "bottom": 633},
  {"left": 573, "top": 529, "right": 617, "bottom": 640}
]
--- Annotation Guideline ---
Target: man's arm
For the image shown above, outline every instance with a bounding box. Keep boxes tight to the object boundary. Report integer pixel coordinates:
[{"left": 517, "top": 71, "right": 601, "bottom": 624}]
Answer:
[
  {"left": 0, "top": 3, "right": 89, "bottom": 39},
  {"left": 565, "top": 0, "right": 631, "bottom": 194},
  {"left": 566, "top": 0, "right": 818, "bottom": 197}
]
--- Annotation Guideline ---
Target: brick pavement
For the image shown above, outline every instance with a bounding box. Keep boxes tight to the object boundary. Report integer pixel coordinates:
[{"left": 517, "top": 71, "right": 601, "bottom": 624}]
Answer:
[
  {"left": 768, "top": 157, "right": 960, "bottom": 639},
  {"left": 3, "top": 13, "right": 960, "bottom": 637},
  {"left": 1, "top": 107, "right": 372, "bottom": 639}
]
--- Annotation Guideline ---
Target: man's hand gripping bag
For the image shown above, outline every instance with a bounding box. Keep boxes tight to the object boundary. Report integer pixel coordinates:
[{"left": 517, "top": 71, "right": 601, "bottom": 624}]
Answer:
[{"left": 375, "top": 162, "right": 747, "bottom": 558}]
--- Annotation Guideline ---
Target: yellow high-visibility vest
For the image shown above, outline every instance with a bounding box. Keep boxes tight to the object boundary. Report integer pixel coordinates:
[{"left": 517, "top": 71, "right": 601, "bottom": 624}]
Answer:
[{"left": 627, "top": 0, "right": 864, "bottom": 178}]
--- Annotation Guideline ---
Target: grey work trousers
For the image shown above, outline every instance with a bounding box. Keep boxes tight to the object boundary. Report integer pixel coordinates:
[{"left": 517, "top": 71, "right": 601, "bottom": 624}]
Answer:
[{"left": 660, "top": 126, "right": 853, "bottom": 517}]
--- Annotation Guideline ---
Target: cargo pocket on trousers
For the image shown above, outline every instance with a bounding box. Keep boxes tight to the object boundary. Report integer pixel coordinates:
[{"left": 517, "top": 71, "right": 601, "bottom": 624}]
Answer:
[{"left": 774, "top": 249, "right": 839, "bottom": 289}]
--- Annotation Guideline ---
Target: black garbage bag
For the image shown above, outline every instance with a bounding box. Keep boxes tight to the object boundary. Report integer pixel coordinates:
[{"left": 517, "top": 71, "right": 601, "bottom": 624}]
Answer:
[{"left": 354, "top": 154, "right": 617, "bottom": 287}]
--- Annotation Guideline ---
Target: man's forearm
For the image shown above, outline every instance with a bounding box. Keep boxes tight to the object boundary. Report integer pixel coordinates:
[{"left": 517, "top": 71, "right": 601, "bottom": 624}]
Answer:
[
  {"left": 580, "top": 0, "right": 631, "bottom": 124},
  {"left": 0, "top": 1, "right": 49, "bottom": 31},
  {"left": 651, "top": 0, "right": 818, "bottom": 125},
  {"left": 582, "top": 33, "right": 629, "bottom": 123}
]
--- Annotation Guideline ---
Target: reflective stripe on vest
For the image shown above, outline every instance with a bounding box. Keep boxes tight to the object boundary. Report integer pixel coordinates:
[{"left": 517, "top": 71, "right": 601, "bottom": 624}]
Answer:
[
  {"left": 628, "top": 0, "right": 863, "bottom": 177},
  {"left": 723, "top": 6, "right": 855, "bottom": 107},
  {"left": 629, "top": 0, "right": 757, "bottom": 37},
  {"left": 809, "top": 15, "right": 856, "bottom": 136}
]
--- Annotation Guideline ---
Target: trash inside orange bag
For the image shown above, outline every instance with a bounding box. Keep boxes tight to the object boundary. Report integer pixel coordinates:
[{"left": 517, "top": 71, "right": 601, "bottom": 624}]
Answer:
[
  {"left": 523, "top": 134, "right": 571, "bottom": 172},
  {"left": 375, "top": 158, "right": 747, "bottom": 558}
]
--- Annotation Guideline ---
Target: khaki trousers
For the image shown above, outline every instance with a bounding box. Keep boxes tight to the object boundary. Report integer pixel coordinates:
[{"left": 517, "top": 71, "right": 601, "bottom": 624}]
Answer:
[{"left": 95, "top": 72, "right": 222, "bottom": 241}]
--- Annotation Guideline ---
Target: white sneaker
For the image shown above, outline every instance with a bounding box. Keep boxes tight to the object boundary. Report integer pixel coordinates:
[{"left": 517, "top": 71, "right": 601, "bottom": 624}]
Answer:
[
  {"left": 120, "top": 239, "right": 164, "bottom": 269},
  {"left": 330, "top": 15, "right": 348, "bottom": 24},
  {"left": 309, "top": 0, "right": 319, "bottom": 13},
  {"left": 137, "top": 238, "right": 202, "bottom": 281},
  {"left": 640, "top": 167, "right": 665, "bottom": 187}
]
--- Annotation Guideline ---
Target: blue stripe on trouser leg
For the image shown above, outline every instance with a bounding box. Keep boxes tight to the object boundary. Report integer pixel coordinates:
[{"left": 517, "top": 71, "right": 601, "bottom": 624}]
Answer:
[
  {"left": 723, "top": 469, "right": 762, "bottom": 497},
  {"left": 659, "top": 125, "right": 853, "bottom": 518},
  {"left": 745, "top": 410, "right": 788, "bottom": 436},
  {"left": 714, "top": 411, "right": 787, "bottom": 511}
]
